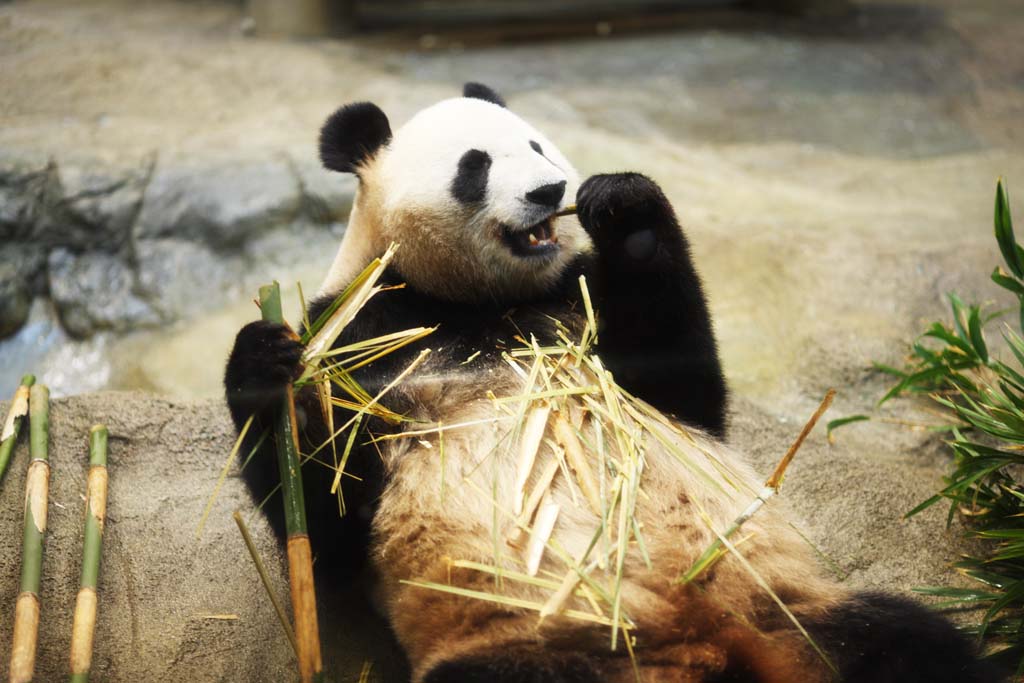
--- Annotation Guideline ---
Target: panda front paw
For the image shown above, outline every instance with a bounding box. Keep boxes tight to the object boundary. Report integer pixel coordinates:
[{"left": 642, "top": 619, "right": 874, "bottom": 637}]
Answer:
[
  {"left": 575, "top": 173, "right": 675, "bottom": 262},
  {"left": 224, "top": 320, "right": 305, "bottom": 423}
]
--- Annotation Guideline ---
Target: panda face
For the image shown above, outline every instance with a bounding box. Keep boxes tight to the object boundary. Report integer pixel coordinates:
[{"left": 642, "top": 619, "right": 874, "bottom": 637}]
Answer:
[{"left": 362, "top": 97, "right": 589, "bottom": 303}]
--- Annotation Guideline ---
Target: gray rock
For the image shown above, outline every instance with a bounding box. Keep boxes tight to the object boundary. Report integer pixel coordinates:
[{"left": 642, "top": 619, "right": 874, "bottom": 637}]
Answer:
[
  {"left": 0, "top": 157, "right": 51, "bottom": 241},
  {"left": 0, "top": 244, "right": 47, "bottom": 339},
  {"left": 135, "top": 159, "right": 301, "bottom": 249},
  {"left": 34, "top": 157, "right": 153, "bottom": 252},
  {"left": 293, "top": 159, "right": 357, "bottom": 224},
  {"left": 134, "top": 238, "right": 243, "bottom": 320},
  {"left": 48, "top": 249, "right": 161, "bottom": 338}
]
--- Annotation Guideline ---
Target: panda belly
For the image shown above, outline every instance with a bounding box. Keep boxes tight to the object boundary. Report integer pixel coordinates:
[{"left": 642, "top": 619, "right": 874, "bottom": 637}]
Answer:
[{"left": 367, "top": 365, "right": 839, "bottom": 683}]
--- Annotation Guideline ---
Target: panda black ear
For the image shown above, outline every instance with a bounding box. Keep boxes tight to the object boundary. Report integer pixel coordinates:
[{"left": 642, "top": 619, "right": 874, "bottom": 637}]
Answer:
[
  {"left": 319, "top": 102, "right": 392, "bottom": 174},
  {"left": 463, "top": 82, "right": 507, "bottom": 108}
]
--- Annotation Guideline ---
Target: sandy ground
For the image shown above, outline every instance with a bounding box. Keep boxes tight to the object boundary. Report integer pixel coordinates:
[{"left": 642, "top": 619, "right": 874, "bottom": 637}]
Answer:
[{"left": 1, "top": 0, "right": 1024, "bottom": 679}]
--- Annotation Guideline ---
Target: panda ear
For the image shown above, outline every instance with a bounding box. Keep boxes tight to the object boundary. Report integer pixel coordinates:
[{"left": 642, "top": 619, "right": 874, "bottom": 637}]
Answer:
[
  {"left": 319, "top": 102, "right": 392, "bottom": 174},
  {"left": 463, "top": 82, "right": 507, "bottom": 108}
]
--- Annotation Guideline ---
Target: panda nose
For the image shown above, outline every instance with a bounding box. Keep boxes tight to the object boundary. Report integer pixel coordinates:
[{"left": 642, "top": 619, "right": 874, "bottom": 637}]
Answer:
[{"left": 525, "top": 181, "right": 566, "bottom": 208}]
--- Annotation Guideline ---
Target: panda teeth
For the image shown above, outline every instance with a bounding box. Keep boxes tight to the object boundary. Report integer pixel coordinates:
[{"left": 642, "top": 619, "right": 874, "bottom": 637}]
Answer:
[{"left": 529, "top": 234, "right": 539, "bottom": 246}]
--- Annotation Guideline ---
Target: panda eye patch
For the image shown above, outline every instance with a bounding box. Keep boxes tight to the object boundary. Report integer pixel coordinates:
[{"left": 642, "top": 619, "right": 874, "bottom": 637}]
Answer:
[
  {"left": 460, "top": 149, "right": 490, "bottom": 171},
  {"left": 452, "top": 149, "right": 491, "bottom": 204},
  {"left": 530, "top": 140, "right": 543, "bottom": 155}
]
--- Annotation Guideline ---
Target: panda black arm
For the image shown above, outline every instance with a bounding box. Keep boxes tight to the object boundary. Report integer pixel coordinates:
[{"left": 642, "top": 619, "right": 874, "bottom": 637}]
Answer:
[
  {"left": 572, "top": 173, "right": 727, "bottom": 437},
  {"left": 223, "top": 316, "right": 380, "bottom": 574},
  {"left": 223, "top": 320, "right": 306, "bottom": 543}
]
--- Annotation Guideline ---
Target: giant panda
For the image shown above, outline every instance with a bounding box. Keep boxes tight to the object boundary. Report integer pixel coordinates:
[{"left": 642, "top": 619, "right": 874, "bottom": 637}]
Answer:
[{"left": 224, "top": 83, "right": 1001, "bottom": 683}]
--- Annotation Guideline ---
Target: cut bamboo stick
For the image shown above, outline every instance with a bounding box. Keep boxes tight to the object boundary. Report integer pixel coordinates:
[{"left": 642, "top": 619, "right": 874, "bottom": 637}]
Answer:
[
  {"left": 68, "top": 425, "right": 109, "bottom": 683},
  {"left": 0, "top": 375, "right": 35, "bottom": 485},
  {"left": 553, "top": 415, "right": 601, "bottom": 515},
  {"left": 679, "top": 390, "right": 836, "bottom": 585},
  {"left": 259, "top": 282, "right": 324, "bottom": 683},
  {"left": 513, "top": 405, "right": 551, "bottom": 516},
  {"left": 10, "top": 384, "right": 50, "bottom": 683},
  {"left": 233, "top": 510, "right": 299, "bottom": 658},
  {"left": 507, "top": 457, "right": 560, "bottom": 548},
  {"left": 525, "top": 497, "right": 561, "bottom": 576}
]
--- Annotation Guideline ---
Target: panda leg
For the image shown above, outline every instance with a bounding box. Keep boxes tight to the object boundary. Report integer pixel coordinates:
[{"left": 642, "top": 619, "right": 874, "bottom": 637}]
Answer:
[
  {"left": 806, "top": 591, "right": 1005, "bottom": 683},
  {"left": 422, "top": 648, "right": 601, "bottom": 683},
  {"left": 574, "top": 173, "right": 728, "bottom": 436}
]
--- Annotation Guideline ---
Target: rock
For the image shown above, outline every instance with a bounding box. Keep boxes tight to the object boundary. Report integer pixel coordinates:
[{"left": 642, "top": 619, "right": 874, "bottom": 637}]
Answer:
[
  {"left": 135, "top": 159, "right": 301, "bottom": 250},
  {"left": 134, "top": 238, "right": 243, "bottom": 321},
  {"left": 34, "top": 157, "right": 153, "bottom": 252},
  {"left": 0, "top": 392, "right": 406, "bottom": 682},
  {"left": 48, "top": 249, "right": 162, "bottom": 338},
  {"left": 0, "top": 156, "right": 50, "bottom": 241},
  {"left": 293, "top": 159, "right": 357, "bottom": 224},
  {"left": 0, "top": 244, "right": 47, "bottom": 339}
]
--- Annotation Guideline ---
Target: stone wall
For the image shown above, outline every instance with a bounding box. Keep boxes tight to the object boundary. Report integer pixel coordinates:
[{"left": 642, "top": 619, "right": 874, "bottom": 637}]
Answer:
[{"left": 0, "top": 152, "right": 355, "bottom": 340}]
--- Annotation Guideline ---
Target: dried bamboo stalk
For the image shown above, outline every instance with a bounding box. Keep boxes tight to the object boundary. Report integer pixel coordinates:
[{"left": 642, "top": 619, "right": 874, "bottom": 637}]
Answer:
[
  {"left": 525, "top": 497, "right": 561, "bottom": 576},
  {"left": 233, "top": 510, "right": 299, "bottom": 658},
  {"left": 679, "top": 390, "right": 836, "bottom": 585},
  {"left": 68, "top": 425, "right": 109, "bottom": 683},
  {"left": 553, "top": 415, "right": 601, "bottom": 515},
  {"left": 0, "top": 375, "right": 35, "bottom": 485},
  {"left": 259, "top": 282, "right": 323, "bottom": 683},
  {"left": 10, "top": 384, "right": 50, "bottom": 683},
  {"left": 507, "top": 458, "right": 560, "bottom": 548},
  {"left": 514, "top": 405, "right": 551, "bottom": 515}
]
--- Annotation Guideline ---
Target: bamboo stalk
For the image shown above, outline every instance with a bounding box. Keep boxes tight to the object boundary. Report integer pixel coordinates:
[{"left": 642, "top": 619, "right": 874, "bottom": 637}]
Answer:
[
  {"left": 553, "top": 416, "right": 601, "bottom": 515},
  {"left": 68, "top": 425, "right": 109, "bottom": 683},
  {"left": 554, "top": 205, "right": 577, "bottom": 217},
  {"left": 679, "top": 389, "right": 836, "bottom": 585},
  {"left": 233, "top": 510, "right": 299, "bottom": 658},
  {"left": 0, "top": 375, "right": 35, "bottom": 485},
  {"left": 259, "top": 282, "right": 323, "bottom": 683},
  {"left": 10, "top": 384, "right": 50, "bottom": 683}
]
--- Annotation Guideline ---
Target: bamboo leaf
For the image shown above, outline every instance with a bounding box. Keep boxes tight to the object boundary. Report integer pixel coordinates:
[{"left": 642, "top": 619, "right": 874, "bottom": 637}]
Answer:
[
  {"left": 996, "top": 179, "right": 1022, "bottom": 277},
  {"left": 992, "top": 266, "right": 1024, "bottom": 295},
  {"left": 826, "top": 415, "right": 870, "bottom": 441},
  {"left": 968, "top": 305, "right": 989, "bottom": 363}
]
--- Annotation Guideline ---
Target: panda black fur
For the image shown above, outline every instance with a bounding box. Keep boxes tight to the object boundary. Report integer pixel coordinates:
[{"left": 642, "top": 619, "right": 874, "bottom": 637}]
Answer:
[{"left": 224, "top": 83, "right": 1002, "bottom": 683}]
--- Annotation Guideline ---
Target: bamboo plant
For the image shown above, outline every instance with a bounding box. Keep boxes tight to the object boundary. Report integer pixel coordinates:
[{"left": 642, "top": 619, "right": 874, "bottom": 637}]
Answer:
[
  {"left": 829, "top": 180, "right": 1024, "bottom": 674},
  {"left": 68, "top": 425, "right": 109, "bottom": 683},
  {"left": 9, "top": 383, "right": 50, "bottom": 683}
]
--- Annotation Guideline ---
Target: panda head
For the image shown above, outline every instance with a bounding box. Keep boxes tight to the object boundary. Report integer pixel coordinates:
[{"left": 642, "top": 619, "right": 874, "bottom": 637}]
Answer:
[{"left": 318, "top": 83, "right": 588, "bottom": 303}]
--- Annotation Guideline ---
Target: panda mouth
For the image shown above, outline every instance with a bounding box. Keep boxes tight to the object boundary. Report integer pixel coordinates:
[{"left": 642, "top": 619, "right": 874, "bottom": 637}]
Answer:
[{"left": 501, "top": 218, "right": 559, "bottom": 258}]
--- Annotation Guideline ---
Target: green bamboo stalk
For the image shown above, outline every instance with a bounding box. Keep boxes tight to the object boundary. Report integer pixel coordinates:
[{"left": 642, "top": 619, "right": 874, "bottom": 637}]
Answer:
[
  {"left": 68, "top": 425, "right": 109, "bottom": 683},
  {"left": 258, "top": 282, "right": 323, "bottom": 683},
  {"left": 0, "top": 374, "right": 36, "bottom": 485},
  {"left": 9, "top": 384, "right": 50, "bottom": 683}
]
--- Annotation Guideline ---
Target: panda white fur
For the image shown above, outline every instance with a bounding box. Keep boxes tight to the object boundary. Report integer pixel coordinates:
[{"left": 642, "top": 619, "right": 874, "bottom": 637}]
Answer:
[{"left": 225, "top": 83, "right": 1000, "bottom": 683}]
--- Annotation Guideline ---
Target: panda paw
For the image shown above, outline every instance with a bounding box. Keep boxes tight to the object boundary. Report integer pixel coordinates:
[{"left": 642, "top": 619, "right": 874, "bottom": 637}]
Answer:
[
  {"left": 575, "top": 172, "right": 675, "bottom": 262},
  {"left": 224, "top": 321, "right": 305, "bottom": 420}
]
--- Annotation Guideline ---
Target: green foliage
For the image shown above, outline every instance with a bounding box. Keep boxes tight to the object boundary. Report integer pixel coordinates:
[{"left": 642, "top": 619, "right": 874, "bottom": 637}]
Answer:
[{"left": 840, "top": 180, "right": 1024, "bottom": 673}]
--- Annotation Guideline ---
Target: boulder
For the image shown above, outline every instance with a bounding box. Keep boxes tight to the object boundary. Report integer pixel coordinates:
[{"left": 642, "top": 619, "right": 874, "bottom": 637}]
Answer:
[
  {"left": 47, "top": 250, "right": 162, "bottom": 338},
  {"left": 0, "top": 245, "right": 46, "bottom": 340},
  {"left": 34, "top": 158, "right": 153, "bottom": 252},
  {"left": 135, "top": 160, "right": 302, "bottom": 250}
]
